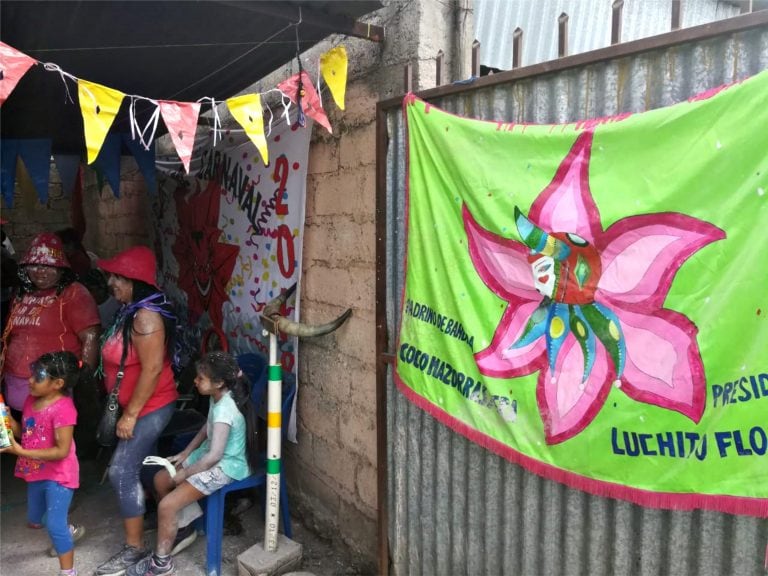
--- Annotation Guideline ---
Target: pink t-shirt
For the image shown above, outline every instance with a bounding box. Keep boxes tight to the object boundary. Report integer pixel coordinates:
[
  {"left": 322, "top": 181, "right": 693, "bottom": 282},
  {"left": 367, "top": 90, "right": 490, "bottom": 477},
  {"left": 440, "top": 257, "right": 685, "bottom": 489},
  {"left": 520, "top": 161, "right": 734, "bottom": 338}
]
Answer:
[{"left": 14, "top": 395, "right": 79, "bottom": 489}]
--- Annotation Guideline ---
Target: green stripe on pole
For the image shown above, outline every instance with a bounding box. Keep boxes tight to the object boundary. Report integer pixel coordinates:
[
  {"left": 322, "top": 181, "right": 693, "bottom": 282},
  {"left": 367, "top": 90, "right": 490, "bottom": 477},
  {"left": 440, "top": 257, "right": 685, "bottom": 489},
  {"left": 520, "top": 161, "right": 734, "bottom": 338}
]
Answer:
[
  {"left": 268, "top": 365, "right": 282, "bottom": 380},
  {"left": 266, "top": 458, "right": 281, "bottom": 474}
]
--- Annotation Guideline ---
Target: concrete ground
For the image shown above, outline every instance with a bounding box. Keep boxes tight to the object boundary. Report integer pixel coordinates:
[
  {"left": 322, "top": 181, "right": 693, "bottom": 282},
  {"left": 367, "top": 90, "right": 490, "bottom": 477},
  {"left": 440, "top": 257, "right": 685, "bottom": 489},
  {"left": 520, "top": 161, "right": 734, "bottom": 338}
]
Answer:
[{"left": 0, "top": 454, "right": 369, "bottom": 576}]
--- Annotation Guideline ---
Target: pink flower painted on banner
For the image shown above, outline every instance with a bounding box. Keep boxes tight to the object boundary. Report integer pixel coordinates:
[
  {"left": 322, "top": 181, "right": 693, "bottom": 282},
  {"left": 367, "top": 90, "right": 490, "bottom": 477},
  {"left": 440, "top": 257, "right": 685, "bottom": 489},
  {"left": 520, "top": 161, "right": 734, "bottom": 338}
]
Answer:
[{"left": 464, "top": 131, "right": 725, "bottom": 444}]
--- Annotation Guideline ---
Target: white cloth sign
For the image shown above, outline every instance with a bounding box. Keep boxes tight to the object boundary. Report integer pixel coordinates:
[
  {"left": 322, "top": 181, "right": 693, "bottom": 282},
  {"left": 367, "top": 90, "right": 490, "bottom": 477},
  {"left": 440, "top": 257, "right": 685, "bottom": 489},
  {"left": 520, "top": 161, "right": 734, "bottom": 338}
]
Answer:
[{"left": 154, "top": 117, "right": 311, "bottom": 441}]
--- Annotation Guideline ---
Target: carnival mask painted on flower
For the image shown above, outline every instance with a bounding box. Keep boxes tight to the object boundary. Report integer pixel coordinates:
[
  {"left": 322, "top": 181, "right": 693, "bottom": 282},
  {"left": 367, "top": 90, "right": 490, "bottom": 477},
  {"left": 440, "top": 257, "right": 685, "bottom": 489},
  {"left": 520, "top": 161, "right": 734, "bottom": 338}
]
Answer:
[{"left": 511, "top": 207, "right": 625, "bottom": 384}]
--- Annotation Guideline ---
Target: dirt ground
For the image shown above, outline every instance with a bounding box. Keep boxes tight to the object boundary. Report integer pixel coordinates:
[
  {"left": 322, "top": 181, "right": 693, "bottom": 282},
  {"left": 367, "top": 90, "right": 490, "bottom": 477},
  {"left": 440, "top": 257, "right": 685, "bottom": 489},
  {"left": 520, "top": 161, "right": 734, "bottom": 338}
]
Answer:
[{"left": 0, "top": 454, "right": 373, "bottom": 576}]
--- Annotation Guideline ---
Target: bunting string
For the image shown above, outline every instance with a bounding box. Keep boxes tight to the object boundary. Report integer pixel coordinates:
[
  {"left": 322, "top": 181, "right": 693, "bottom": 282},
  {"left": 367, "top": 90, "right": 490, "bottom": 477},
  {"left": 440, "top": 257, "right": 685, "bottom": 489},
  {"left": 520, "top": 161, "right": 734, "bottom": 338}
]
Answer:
[{"left": 0, "top": 34, "right": 347, "bottom": 178}]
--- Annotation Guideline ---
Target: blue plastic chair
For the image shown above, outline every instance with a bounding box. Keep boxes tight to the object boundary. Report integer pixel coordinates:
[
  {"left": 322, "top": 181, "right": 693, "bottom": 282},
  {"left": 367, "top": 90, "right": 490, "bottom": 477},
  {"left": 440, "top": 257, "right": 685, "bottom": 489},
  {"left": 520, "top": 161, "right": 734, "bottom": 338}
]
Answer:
[{"left": 199, "top": 353, "right": 295, "bottom": 576}]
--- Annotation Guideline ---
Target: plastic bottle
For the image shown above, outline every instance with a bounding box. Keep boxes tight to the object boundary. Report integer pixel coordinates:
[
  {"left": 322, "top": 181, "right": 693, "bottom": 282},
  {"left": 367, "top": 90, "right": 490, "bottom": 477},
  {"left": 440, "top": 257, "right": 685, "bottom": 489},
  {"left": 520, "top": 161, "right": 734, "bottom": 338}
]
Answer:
[{"left": 0, "top": 394, "right": 12, "bottom": 449}]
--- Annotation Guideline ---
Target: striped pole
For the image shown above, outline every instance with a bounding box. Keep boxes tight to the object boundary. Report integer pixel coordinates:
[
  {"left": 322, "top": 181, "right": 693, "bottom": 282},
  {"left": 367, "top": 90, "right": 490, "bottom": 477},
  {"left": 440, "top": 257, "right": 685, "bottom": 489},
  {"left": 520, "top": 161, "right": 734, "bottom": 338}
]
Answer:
[{"left": 265, "top": 331, "right": 282, "bottom": 552}]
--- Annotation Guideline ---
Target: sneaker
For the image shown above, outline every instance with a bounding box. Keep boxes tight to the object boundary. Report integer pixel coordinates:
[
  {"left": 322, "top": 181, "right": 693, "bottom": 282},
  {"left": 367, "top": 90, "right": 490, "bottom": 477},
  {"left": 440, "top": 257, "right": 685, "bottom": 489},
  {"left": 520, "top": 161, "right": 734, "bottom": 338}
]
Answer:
[
  {"left": 95, "top": 544, "right": 150, "bottom": 576},
  {"left": 169, "top": 524, "right": 197, "bottom": 556},
  {"left": 48, "top": 524, "right": 86, "bottom": 557},
  {"left": 126, "top": 554, "right": 175, "bottom": 576}
]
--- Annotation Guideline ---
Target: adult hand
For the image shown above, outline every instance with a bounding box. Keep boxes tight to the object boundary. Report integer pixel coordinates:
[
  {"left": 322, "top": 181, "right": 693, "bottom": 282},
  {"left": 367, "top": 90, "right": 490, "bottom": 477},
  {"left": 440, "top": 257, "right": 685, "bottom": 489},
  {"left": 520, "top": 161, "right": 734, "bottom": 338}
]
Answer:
[{"left": 116, "top": 413, "right": 137, "bottom": 439}]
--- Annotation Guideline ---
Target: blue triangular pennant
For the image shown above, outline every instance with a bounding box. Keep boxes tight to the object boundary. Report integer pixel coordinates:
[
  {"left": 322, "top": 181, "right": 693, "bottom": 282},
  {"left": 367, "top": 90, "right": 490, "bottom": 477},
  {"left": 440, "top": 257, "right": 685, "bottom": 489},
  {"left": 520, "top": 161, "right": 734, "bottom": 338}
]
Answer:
[
  {"left": 92, "top": 133, "right": 122, "bottom": 198},
  {"left": 0, "top": 139, "right": 20, "bottom": 207},
  {"left": 122, "top": 135, "right": 157, "bottom": 195},
  {"left": 17, "top": 139, "right": 52, "bottom": 205},
  {"left": 53, "top": 154, "right": 81, "bottom": 197}
]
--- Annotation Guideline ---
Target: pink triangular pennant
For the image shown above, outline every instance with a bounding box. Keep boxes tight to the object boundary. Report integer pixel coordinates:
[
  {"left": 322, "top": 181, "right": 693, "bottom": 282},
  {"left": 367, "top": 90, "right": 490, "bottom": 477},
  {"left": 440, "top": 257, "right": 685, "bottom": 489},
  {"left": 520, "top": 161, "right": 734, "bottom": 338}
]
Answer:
[
  {"left": 159, "top": 100, "right": 201, "bottom": 174},
  {"left": 0, "top": 42, "right": 37, "bottom": 106},
  {"left": 277, "top": 71, "right": 332, "bottom": 134}
]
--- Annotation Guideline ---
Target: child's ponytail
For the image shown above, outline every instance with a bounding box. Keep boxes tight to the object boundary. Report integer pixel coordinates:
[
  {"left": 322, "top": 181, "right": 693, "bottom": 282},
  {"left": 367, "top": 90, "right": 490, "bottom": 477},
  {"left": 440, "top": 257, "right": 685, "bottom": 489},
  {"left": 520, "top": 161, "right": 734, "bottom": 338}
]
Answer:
[
  {"left": 230, "top": 369, "right": 260, "bottom": 473},
  {"left": 31, "top": 351, "right": 84, "bottom": 395}
]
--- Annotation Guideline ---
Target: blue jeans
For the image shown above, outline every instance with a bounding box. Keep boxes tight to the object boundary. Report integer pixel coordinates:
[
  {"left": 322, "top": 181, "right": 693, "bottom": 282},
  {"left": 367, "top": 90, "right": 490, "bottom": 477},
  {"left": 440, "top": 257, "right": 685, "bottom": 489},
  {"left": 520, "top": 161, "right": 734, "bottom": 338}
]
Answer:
[
  {"left": 109, "top": 402, "right": 175, "bottom": 518},
  {"left": 27, "top": 480, "right": 74, "bottom": 555}
]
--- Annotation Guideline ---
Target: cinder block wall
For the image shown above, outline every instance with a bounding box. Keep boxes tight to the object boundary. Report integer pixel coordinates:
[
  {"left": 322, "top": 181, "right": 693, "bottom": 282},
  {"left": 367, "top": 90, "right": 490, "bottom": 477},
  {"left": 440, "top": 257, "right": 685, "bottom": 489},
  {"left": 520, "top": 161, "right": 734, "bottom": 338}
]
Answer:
[{"left": 281, "top": 0, "right": 470, "bottom": 566}]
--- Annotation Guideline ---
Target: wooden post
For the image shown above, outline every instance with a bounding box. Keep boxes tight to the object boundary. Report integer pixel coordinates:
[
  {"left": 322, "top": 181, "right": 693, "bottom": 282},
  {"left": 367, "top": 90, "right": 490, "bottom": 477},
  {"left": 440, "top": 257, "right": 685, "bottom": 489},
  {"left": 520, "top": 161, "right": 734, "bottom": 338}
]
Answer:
[
  {"left": 436, "top": 50, "right": 444, "bottom": 86},
  {"left": 404, "top": 61, "right": 413, "bottom": 93},
  {"left": 471, "top": 40, "right": 481, "bottom": 77},
  {"left": 512, "top": 27, "right": 523, "bottom": 68},
  {"left": 611, "top": 0, "right": 624, "bottom": 45},
  {"left": 671, "top": 0, "right": 682, "bottom": 30},
  {"left": 558, "top": 13, "right": 569, "bottom": 58}
]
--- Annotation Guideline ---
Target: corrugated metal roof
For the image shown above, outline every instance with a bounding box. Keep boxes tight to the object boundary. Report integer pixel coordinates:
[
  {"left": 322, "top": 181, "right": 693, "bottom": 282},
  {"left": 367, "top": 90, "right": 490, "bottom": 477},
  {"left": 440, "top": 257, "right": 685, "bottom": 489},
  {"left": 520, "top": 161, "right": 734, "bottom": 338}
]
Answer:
[{"left": 475, "top": 0, "right": 741, "bottom": 70}]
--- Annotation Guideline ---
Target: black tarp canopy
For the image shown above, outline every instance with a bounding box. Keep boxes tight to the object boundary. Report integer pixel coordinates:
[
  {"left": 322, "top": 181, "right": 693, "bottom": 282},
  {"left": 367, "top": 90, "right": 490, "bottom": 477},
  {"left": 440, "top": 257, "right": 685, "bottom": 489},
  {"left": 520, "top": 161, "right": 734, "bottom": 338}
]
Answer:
[{"left": 1, "top": 0, "right": 382, "bottom": 154}]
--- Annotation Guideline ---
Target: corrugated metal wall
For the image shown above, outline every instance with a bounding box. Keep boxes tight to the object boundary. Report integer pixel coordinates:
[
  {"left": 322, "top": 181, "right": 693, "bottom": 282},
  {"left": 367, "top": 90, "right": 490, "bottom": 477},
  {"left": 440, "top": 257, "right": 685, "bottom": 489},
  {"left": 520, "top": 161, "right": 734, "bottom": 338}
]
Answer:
[
  {"left": 475, "top": 0, "right": 741, "bottom": 70},
  {"left": 384, "top": 24, "right": 768, "bottom": 576}
]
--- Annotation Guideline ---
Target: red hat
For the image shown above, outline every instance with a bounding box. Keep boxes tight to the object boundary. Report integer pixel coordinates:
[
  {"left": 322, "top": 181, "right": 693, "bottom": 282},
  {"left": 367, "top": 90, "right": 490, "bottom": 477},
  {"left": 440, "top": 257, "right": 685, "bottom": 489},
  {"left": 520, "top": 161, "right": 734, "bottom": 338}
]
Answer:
[
  {"left": 97, "top": 246, "right": 159, "bottom": 288},
  {"left": 20, "top": 232, "right": 70, "bottom": 267}
]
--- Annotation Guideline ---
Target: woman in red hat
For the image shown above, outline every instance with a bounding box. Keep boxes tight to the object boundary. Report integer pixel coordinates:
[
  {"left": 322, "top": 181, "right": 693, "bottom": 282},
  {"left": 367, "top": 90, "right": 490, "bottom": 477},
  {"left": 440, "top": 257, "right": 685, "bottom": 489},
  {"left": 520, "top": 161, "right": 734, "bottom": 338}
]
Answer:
[
  {"left": 94, "top": 245, "right": 179, "bottom": 576},
  {"left": 1, "top": 232, "right": 101, "bottom": 413}
]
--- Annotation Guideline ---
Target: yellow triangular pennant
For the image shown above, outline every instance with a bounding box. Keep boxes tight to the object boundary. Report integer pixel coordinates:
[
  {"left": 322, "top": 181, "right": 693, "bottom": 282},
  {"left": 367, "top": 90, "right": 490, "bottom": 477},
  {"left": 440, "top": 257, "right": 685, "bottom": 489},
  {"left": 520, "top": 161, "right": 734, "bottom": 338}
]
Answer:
[
  {"left": 320, "top": 46, "right": 348, "bottom": 110},
  {"left": 226, "top": 93, "right": 268, "bottom": 165},
  {"left": 78, "top": 80, "right": 125, "bottom": 164}
]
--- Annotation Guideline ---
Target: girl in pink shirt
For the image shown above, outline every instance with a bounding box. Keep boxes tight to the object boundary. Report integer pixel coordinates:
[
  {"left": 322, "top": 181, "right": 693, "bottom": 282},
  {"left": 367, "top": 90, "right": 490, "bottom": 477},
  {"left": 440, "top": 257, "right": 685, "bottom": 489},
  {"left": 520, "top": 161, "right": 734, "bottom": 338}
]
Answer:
[{"left": 1, "top": 351, "right": 86, "bottom": 576}]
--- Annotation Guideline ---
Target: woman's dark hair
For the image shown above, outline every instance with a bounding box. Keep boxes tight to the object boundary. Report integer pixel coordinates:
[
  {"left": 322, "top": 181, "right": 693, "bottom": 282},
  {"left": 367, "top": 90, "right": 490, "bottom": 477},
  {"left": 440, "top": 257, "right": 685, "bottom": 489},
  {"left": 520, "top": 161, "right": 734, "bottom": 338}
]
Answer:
[
  {"left": 17, "top": 266, "right": 77, "bottom": 297},
  {"left": 122, "top": 279, "right": 177, "bottom": 359},
  {"left": 32, "top": 351, "right": 83, "bottom": 395},
  {"left": 196, "top": 351, "right": 259, "bottom": 473}
]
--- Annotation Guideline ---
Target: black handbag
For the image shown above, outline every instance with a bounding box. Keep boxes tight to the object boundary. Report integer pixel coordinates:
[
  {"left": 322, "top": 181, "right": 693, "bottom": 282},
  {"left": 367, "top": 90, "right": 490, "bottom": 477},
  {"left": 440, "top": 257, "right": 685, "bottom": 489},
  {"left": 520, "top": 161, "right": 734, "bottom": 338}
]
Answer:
[{"left": 96, "top": 339, "right": 129, "bottom": 447}]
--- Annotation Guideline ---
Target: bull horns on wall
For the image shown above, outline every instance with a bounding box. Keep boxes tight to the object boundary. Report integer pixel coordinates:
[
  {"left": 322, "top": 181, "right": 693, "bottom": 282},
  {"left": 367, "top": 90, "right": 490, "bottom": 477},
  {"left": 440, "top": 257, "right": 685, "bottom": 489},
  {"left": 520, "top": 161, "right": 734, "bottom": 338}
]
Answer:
[{"left": 261, "top": 283, "right": 352, "bottom": 338}]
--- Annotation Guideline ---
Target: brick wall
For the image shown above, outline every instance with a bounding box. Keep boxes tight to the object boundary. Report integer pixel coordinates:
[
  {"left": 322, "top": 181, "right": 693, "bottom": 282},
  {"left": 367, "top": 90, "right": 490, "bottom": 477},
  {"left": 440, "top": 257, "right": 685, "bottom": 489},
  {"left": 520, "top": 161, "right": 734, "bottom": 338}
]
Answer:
[{"left": 2, "top": 157, "right": 151, "bottom": 258}]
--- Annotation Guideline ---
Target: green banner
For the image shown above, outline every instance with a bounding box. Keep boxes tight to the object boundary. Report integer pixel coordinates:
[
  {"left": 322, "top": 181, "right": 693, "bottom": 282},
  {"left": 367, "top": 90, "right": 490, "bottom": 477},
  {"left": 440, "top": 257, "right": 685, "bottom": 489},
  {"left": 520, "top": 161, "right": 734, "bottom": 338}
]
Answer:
[{"left": 396, "top": 71, "right": 768, "bottom": 516}]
